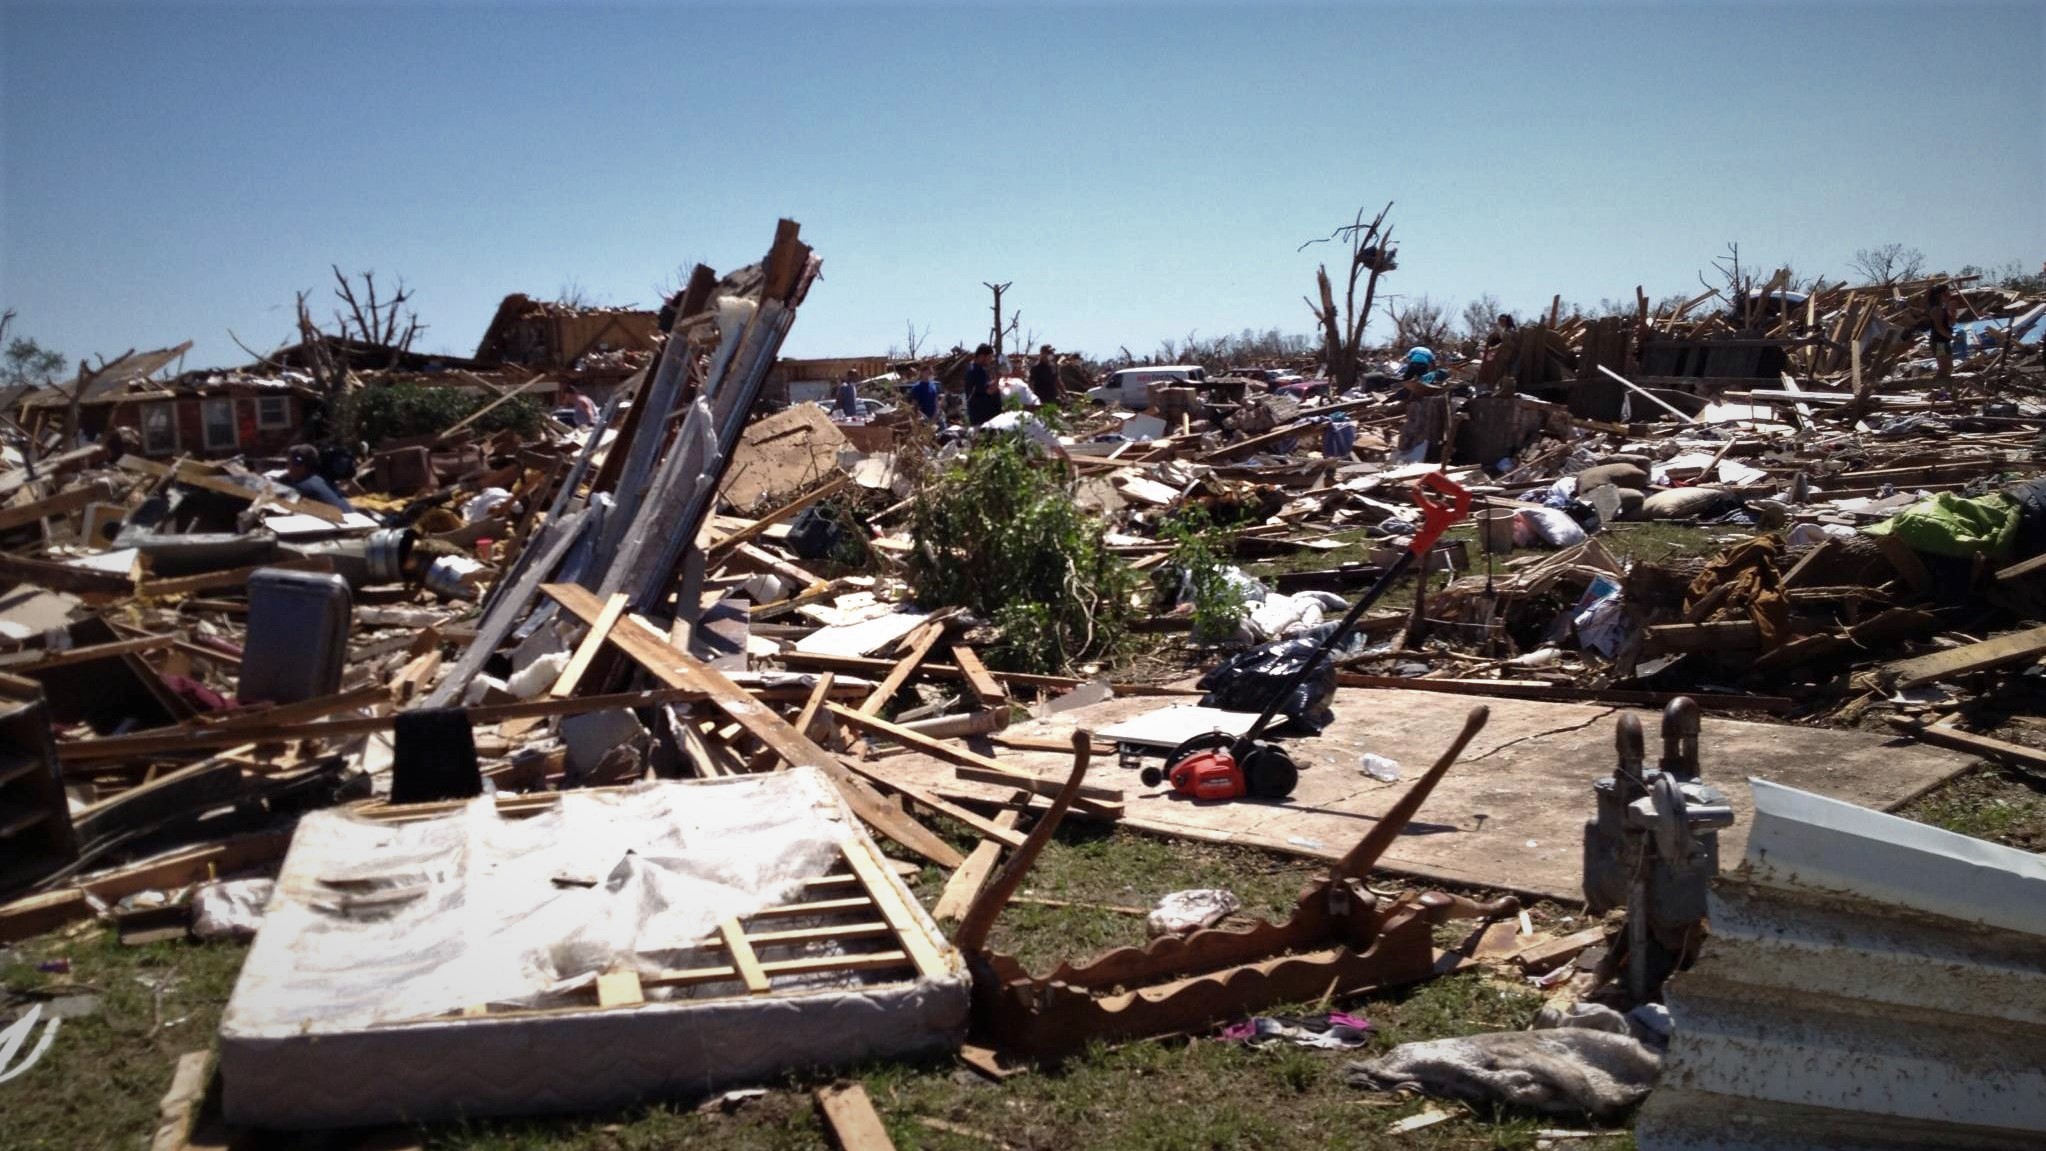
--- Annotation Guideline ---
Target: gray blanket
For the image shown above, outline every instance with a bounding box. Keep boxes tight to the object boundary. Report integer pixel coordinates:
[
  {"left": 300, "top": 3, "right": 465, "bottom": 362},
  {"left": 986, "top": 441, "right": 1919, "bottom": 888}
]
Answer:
[{"left": 1346, "top": 1028, "right": 1661, "bottom": 1120}]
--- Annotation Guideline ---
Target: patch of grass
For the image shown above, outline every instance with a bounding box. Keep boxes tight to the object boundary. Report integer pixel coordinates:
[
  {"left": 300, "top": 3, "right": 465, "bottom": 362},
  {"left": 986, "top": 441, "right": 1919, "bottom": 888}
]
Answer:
[
  {"left": 0, "top": 928, "right": 248, "bottom": 1151},
  {"left": 0, "top": 830, "right": 1612, "bottom": 1150},
  {"left": 1594, "top": 522, "right": 1726, "bottom": 566},
  {"left": 1900, "top": 768, "right": 2046, "bottom": 850}
]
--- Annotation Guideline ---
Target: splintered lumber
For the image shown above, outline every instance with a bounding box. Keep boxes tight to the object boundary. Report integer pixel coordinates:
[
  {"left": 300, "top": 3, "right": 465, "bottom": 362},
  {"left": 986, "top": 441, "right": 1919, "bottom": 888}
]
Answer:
[
  {"left": 549, "top": 591, "right": 629, "bottom": 698},
  {"left": 135, "top": 557, "right": 334, "bottom": 600},
  {"left": 823, "top": 702, "right": 1121, "bottom": 819},
  {"left": 0, "top": 482, "right": 109, "bottom": 532},
  {"left": 0, "top": 550, "right": 135, "bottom": 596},
  {"left": 835, "top": 757, "right": 1029, "bottom": 849},
  {"left": 950, "top": 645, "right": 1007, "bottom": 706},
  {"left": 859, "top": 619, "right": 946, "bottom": 716},
  {"left": 542, "top": 583, "right": 963, "bottom": 868},
  {"left": 56, "top": 687, "right": 704, "bottom": 764},
  {"left": 0, "top": 830, "right": 292, "bottom": 943},
  {"left": 5, "top": 633, "right": 174, "bottom": 671},
  {"left": 1512, "top": 927, "right": 1609, "bottom": 974},
  {"left": 794, "top": 671, "right": 836, "bottom": 742},
  {"left": 932, "top": 797, "right": 1025, "bottom": 922},
  {"left": 1881, "top": 624, "right": 2046, "bottom": 687},
  {"left": 815, "top": 1083, "right": 896, "bottom": 1151},
  {"left": 1995, "top": 551, "right": 2046, "bottom": 583}
]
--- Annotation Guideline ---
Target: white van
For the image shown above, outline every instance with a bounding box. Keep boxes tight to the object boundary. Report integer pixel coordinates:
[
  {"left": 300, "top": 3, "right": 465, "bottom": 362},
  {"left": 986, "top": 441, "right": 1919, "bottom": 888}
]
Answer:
[{"left": 1088, "top": 364, "right": 1208, "bottom": 410}]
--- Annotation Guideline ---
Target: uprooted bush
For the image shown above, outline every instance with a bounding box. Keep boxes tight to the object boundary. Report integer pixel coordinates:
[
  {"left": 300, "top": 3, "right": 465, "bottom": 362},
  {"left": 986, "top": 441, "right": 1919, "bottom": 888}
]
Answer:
[
  {"left": 1157, "top": 506, "right": 1250, "bottom": 643},
  {"left": 335, "top": 381, "right": 544, "bottom": 446},
  {"left": 908, "top": 432, "right": 1133, "bottom": 673}
]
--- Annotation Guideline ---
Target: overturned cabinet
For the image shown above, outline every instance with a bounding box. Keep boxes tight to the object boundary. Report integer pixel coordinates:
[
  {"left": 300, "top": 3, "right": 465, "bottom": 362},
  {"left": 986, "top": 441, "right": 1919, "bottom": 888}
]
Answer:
[{"left": 219, "top": 768, "right": 966, "bottom": 1127}]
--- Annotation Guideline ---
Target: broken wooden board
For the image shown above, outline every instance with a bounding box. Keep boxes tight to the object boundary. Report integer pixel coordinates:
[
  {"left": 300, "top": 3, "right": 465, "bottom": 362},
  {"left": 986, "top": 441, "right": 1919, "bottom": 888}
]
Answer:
[
  {"left": 861, "top": 687, "right": 1980, "bottom": 902},
  {"left": 1879, "top": 623, "right": 2046, "bottom": 688}
]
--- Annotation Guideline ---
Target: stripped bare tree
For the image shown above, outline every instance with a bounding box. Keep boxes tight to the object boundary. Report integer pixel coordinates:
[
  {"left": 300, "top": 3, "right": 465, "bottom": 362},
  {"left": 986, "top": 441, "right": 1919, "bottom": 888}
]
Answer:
[{"left": 1302, "top": 201, "right": 1396, "bottom": 393}]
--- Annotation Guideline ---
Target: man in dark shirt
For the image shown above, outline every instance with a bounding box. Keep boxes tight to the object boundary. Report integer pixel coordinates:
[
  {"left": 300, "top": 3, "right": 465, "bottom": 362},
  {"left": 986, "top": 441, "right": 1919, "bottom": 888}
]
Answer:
[
  {"left": 1028, "top": 344, "right": 1063, "bottom": 406},
  {"left": 964, "top": 344, "right": 1000, "bottom": 426},
  {"left": 282, "top": 444, "right": 356, "bottom": 513}
]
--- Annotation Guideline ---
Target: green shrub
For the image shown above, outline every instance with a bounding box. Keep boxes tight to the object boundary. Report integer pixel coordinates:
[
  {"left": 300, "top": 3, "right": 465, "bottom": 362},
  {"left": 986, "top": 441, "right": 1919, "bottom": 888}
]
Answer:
[
  {"left": 908, "top": 432, "right": 1132, "bottom": 673},
  {"left": 335, "top": 381, "right": 544, "bottom": 445},
  {"left": 1158, "top": 507, "right": 1249, "bottom": 643}
]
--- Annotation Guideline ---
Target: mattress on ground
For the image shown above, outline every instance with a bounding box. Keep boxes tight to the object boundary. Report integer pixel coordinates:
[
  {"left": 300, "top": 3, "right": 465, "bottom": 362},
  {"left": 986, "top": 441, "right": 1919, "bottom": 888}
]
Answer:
[{"left": 220, "top": 768, "right": 968, "bottom": 1127}]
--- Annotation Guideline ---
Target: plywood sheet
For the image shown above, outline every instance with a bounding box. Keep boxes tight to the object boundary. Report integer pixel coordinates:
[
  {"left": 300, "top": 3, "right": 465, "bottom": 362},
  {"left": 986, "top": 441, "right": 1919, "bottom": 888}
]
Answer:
[{"left": 873, "top": 687, "right": 1980, "bottom": 902}]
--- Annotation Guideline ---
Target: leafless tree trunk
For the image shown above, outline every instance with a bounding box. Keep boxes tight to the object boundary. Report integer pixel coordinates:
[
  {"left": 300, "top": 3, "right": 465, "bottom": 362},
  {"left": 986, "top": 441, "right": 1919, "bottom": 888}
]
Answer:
[
  {"left": 1301, "top": 202, "right": 1396, "bottom": 393},
  {"left": 983, "top": 281, "right": 1012, "bottom": 358}
]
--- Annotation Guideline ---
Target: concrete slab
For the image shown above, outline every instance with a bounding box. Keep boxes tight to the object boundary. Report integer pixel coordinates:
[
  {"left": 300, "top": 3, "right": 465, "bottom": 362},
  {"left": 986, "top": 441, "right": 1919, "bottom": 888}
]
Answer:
[{"left": 880, "top": 687, "right": 1981, "bottom": 902}]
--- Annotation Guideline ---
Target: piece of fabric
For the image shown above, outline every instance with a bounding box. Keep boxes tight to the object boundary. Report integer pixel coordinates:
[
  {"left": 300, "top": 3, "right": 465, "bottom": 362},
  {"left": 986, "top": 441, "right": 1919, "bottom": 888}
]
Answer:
[
  {"left": 1346, "top": 1029, "right": 1661, "bottom": 1120},
  {"left": 1686, "top": 534, "right": 1792, "bottom": 650},
  {"left": 1863, "top": 491, "right": 2020, "bottom": 559},
  {"left": 1221, "top": 1012, "right": 1374, "bottom": 1049}
]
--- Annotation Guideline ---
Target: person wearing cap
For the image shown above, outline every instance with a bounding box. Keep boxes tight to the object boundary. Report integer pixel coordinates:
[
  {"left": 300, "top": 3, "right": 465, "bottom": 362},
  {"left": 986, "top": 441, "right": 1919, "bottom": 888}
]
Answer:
[
  {"left": 1401, "top": 346, "right": 1437, "bottom": 382},
  {"left": 1028, "top": 344, "right": 1063, "bottom": 406},
  {"left": 282, "top": 444, "right": 356, "bottom": 513}
]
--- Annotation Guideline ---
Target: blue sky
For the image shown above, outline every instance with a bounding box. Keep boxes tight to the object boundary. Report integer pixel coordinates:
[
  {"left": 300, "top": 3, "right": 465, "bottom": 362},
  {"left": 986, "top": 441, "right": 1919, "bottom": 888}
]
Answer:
[{"left": 3, "top": 1, "right": 2042, "bottom": 371}]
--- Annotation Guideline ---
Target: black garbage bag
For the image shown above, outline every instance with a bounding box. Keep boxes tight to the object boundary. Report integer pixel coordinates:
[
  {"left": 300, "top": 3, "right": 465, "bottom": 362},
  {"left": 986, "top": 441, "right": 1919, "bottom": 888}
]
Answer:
[
  {"left": 2002, "top": 477, "right": 2046, "bottom": 560},
  {"left": 1196, "top": 622, "right": 1350, "bottom": 733}
]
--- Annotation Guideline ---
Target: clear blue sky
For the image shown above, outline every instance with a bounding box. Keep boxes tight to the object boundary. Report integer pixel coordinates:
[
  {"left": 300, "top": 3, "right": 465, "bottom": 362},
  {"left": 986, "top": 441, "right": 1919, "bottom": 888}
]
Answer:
[{"left": 4, "top": 2, "right": 2042, "bottom": 372}]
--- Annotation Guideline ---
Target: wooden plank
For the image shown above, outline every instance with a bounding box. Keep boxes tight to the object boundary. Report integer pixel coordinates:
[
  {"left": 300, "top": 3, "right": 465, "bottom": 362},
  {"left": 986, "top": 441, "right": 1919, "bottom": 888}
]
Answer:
[
  {"left": 837, "top": 757, "right": 1029, "bottom": 849},
  {"left": 644, "top": 950, "right": 910, "bottom": 990},
  {"left": 1886, "top": 717, "right": 2046, "bottom": 774},
  {"left": 1881, "top": 624, "right": 2046, "bottom": 687},
  {"left": 149, "top": 1050, "right": 215, "bottom": 1151},
  {"left": 433, "top": 372, "right": 544, "bottom": 444},
  {"left": 0, "top": 483, "right": 107, "bottom": 532},
  {"left": 815, "top": 1083, "right": 897, "bottom": 1151},
  {"left": 794, "top": 672, "right": 836, "bottom": 743},
  {"left": 595, "top": 969, "right": 645, "bottom": 1007},
  {"left": 1, "top": 831, "right": 292, "bottom": 944},
  {"left": 0, "top": 549, "right": 135, "bottom": 596},
  {"left": 826, "top": 702, "right": 1120, "bottom": 820},
  {"left": 950, "top": 645, "right": 1007, "bottom": 706},
  {"left": 1513, "top": 926, "right": 1608, "bottom": 974},
  {"left": 58, "top": 687, "right": 703, "bottom": 764},
  {"left": 859, "top": 620, "right": 946, "bottom": 716},
  {"left": 720, "top": 916, "right": 771, "bottom": 993},
  {"left": 932, "top": 799, "right": 1024, "bottom": 922},
  {"left": 543, "top": 583, "right": 964, "bottom": 868},
  {"left": 5, "top": 634, "right": 173, "bottom": 672},
  {"left": 840, "top": 835, "right": 951, "bottom": 982},
  {"left": 949, "top": 765, "right": 1124, "bottom": 807},
  {"left": 1995, "top": 551, "right": 2046, "bottom": 583},
  {"left": 549, "top": 591, "right": 629, "bottom": 698},
  {"left": 775, "top": 650, "right": 1200, "bottom": 696},
  {"left": 708, "top": 473, "right": 852, "bottom": 555},
  {"left": 135, "top": 556, "right": 333, "bottom": 600}
]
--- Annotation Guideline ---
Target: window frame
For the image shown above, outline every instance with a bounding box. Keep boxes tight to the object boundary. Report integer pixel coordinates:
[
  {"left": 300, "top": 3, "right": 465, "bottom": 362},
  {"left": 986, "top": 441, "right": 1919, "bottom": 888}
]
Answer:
[
  {"left": 256, "top": 394, "right": 291, "bottom": 429},
  {"left": 140, "top": 401, "right": 177, "bottom": 455},
  {"left": 200, "top": 397, "right": 238, "bottom": 452}
]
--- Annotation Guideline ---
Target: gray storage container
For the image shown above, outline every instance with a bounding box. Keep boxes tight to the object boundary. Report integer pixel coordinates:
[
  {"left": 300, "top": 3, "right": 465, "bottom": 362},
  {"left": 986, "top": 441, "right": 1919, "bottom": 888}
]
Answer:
[{"left": 238, "top": 568, "right": 352, "bottom": 705}]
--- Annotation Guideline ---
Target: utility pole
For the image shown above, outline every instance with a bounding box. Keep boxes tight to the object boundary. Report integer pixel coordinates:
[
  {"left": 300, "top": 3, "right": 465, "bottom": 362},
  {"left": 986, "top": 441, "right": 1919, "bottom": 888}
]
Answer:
[{"left": 984, "top": 281, "right": 1011, "bottom": 359}]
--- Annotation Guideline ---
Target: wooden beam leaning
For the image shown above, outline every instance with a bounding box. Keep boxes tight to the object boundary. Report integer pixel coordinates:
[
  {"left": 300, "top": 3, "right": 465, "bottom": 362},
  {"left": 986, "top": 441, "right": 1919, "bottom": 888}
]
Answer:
[
  {"left": 859, "top": 619, "right": 947, "bottom": 717},
  {"left": 823, "top": 702, "right": 1122, "bottom": 819},
  {"left": 541, "top": 582, "right": 964, "bottom": 868},
  {"left": 550, "top": 591, "right": 630, "bottom": 698}
]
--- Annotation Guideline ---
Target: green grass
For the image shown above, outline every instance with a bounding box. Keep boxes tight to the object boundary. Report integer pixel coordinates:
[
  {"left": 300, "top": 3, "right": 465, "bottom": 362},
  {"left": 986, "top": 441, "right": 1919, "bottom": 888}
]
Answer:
[
  {"left": 1901, "top": 768, "right": 2046, "bottom": 850},
  {"left": 0, "top": 828, "right": 1624, "bottom": 1151}
]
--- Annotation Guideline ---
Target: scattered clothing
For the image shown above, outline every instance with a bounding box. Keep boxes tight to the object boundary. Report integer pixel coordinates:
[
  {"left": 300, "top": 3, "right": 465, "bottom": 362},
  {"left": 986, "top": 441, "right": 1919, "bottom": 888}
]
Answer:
[
  {"left": 1146, "top": 889, "right": 1241, "bottom": 936},
  {"left": 1221, "top": 1012, "right": 1374, "bottom": 1050}
]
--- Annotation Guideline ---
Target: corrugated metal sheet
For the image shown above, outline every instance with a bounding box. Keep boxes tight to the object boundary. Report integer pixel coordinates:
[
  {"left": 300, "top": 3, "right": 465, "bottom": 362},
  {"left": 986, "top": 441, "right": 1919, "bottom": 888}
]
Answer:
[{"left": 1637, "top": 779, "right": 2046, "bottom": 1151}]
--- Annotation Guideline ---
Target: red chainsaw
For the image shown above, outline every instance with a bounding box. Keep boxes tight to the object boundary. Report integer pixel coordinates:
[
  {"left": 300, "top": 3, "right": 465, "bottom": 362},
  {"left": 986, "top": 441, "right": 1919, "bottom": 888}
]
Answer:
[{"left": 1140, "top": 472, "right": 1473, "bottom": 801}]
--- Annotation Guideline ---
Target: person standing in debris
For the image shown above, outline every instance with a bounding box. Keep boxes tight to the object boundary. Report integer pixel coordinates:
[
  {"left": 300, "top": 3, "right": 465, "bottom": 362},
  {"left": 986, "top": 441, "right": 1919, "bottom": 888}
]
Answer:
[
  {"left": 965, "top": 344, "right": 1001, "bottom": 426},
  {"left": 1923, "top": 284, "right": 1955, "bottom": 380},
  {"left": 1028, "top": 344, "right": 1064, "bottom": 406},
  {"left": 906, "top": 363, "right": 942, "bottom": 425},
  {"left": 282, "top": 444, "right": 356, "bottom": 514},
  {"left": 835, "top": 370, "right": 862, "bottom": 419},
  {"left": 562, "top": 385, "right": 598, "bottom": 428}
]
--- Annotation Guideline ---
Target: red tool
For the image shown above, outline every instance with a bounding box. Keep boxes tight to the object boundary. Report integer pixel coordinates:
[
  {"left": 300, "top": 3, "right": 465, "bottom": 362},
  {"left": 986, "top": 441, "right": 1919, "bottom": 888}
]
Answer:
[{"left": 1142, "top": 472, "right": 1473, "bottom": 801}]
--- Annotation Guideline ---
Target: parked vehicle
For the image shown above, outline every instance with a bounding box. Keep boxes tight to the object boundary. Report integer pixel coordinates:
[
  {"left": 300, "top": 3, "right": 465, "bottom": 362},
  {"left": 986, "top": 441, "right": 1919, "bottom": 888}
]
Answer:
[{"left": 1087, "top": 364, "right": 1209, "bottom": 409}]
